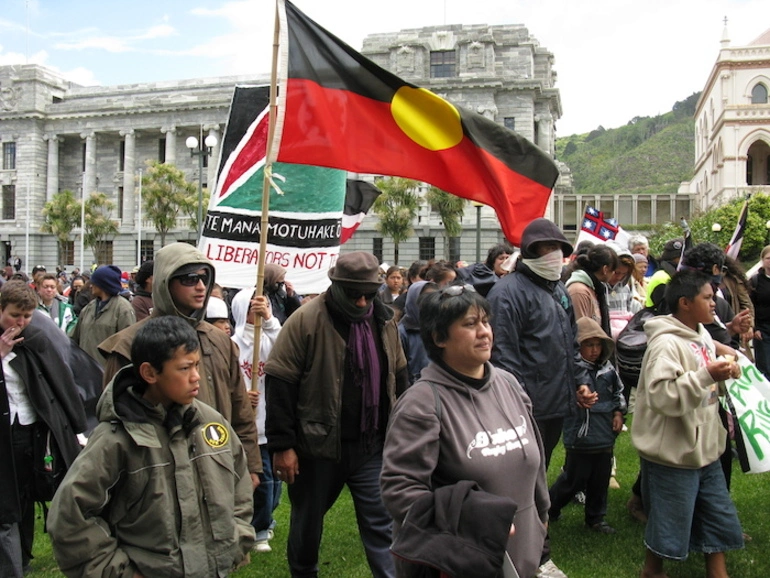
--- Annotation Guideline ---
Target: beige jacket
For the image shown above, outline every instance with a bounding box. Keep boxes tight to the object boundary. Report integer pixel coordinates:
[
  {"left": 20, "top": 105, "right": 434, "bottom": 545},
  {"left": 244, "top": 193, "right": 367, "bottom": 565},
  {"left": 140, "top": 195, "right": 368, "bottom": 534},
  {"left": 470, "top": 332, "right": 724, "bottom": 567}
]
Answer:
[{"left": 631, "top": 315, "right": 726, "bottom": 469}]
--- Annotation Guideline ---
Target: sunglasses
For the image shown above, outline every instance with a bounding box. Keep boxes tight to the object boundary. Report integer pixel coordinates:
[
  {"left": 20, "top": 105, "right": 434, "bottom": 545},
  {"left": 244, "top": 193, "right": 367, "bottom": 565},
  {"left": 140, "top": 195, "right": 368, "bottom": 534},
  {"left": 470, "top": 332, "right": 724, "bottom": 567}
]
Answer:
[
  {"left": 174, "top": 272, "right": 210, "bottom": 287},
  {"left": 342, "top": 287, "right": 378, "bottom": 301},
  {"left": 440, "top": 284, "right": 477, "bottom": 299}
]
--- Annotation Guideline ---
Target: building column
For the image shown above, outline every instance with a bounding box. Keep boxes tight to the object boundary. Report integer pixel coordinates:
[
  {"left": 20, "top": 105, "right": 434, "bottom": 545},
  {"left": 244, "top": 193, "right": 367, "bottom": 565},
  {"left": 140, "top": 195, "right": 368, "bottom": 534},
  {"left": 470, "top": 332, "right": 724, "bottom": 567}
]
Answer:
[
  {"left": 81, "top": 131, "right": 97, "bottom": 199},
  {"left": 162, "top": 126, "right": 177, "bottom": 165},
  {"left": 205, "top": 125, "right": 221, "bottom": 194},
  {"left": 44, "top": 134, "right": 59, "bottom": 201},
  {"left": 121, "top": 129, "right": 136, "bottom": 226}
]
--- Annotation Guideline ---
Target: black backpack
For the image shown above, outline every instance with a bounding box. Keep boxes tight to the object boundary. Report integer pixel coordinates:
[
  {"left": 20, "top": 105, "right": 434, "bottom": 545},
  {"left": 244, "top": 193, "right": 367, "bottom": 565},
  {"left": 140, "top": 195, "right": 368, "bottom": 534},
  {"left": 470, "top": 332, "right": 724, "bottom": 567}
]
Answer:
[{"left": 615, "top": 307, "right": 656, "bottom": 390}]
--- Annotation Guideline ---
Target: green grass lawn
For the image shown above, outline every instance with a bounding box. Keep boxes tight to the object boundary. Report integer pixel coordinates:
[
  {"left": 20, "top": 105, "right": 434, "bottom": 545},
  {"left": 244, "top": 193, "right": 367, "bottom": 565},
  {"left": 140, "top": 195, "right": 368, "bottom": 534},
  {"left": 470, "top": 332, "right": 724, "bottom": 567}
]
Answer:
[{"left": 28, "top": 418, "right": 770, "bottom": 577}]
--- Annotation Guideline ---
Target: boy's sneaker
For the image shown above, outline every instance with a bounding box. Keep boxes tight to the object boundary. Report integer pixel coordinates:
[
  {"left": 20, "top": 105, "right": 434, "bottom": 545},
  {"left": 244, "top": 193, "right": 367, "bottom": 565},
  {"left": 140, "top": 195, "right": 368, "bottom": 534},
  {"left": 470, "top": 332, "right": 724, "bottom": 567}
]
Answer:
[
  {"left": 252, "top": 539, "right": 272, "bottom": 553},
  {"left": 536, "top": 559, "right": 568, "bottom": 578},
  {"left": 267, "top": 529, "right": 274, "bottom": 540},
  {"left": 609, "top": 476, "right": 620, "bottom": 489},
  {"left": 588, "top": 521, "right": 617, "bottom": 534}
]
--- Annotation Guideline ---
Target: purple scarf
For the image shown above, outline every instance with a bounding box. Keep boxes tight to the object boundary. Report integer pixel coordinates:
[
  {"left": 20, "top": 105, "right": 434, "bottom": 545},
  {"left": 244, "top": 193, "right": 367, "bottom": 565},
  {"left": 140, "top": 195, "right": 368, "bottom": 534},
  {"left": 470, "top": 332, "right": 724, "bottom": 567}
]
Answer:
[{"left": 347, "top": 306, "right": 382, "bottom": 436}]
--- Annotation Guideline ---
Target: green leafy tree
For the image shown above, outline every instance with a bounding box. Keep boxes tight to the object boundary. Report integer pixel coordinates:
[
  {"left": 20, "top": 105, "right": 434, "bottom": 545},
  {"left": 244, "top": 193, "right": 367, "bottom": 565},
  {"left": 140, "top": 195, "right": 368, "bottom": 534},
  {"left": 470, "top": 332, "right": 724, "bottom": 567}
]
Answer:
[
  {"left": 425, "top": 186, "right": 465, "bottom": 260},
  {"left": 142, "top": 161, "right": 197, "bottom": 246},
  {"left": 41, "top": 190, "right": 81, "bottom": 262},
  {"left": 649, "top": 193, "right": 770, "bottom": 265},
  {"left": 372, "top": 177, "right": 421, "bottom": 265},
  {"left": 84, "top": 192, "right": 119, "bottom": 264}
]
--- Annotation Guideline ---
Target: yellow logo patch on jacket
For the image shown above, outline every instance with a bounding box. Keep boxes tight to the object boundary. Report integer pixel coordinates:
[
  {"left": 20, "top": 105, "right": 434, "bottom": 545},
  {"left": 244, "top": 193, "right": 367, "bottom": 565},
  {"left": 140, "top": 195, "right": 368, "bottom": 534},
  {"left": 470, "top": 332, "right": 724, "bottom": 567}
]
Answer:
[{"left": 202, "top": 422, "right": 229, "bottom": 448}]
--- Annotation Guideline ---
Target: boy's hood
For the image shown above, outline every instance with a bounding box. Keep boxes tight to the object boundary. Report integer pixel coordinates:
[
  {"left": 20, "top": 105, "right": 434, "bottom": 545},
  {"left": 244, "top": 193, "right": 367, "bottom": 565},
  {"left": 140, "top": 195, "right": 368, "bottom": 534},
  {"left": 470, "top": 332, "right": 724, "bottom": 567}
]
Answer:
[
  {"left": 152, "top": 243, "right": 214, "bottom": 326},
  {"left": 576, "top": 316, "right": 614, "bottom": 363}
]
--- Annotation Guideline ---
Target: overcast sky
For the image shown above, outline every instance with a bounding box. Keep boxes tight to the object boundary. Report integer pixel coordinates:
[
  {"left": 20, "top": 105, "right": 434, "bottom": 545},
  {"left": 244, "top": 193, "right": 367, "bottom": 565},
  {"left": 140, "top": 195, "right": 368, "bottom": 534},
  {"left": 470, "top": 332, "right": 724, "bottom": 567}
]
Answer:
[{"left": 0, "top": 0, "right": 767, "bottom": 135}]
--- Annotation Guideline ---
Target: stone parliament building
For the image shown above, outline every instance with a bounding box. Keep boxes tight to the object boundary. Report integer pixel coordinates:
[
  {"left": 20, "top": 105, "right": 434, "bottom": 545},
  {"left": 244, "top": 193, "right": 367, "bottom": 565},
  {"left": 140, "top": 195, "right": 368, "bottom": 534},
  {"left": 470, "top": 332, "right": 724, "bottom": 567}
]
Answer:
[{"left": 0, "top": 21, "right": 705, "bottom": 272}]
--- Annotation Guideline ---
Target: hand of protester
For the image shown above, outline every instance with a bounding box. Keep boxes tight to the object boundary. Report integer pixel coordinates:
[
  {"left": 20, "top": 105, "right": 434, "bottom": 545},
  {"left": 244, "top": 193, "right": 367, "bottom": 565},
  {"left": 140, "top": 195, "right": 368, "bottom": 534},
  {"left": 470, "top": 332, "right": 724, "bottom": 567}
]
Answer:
[
  {"left": 274, "top": 449, "right": 300, "bottom": 484},
  {"left": 707, "top": 360, "right": 740, "bottom": 382},
  {"left": 727, "top": 309, "right": 752, "bottom": 336},
  {"left": 250, "top": 295, "right": 271, "bottom": 321},
  {"left": 509, "top": 524, "right": 516, "bottom": 536},
  {"left": 250, "top": 473, "right": 260, "bottom": 490},
  {"left": 754, "top": 329, "right": 763, "bottom": 341},
  {"left": 246, "top": 389, "right": 259, "bottom": 409},
  {"left": 0, "top": 325, "right": 24, "bottom": 358},
  {"left": 285, "top": 280, "right": 296, "bottom": 297},
  {"left": 576, "top": 385, "right": 598, "bottom": 408},
  {"left": 612, "top": 412, "right": 624, "bottom": 433}
]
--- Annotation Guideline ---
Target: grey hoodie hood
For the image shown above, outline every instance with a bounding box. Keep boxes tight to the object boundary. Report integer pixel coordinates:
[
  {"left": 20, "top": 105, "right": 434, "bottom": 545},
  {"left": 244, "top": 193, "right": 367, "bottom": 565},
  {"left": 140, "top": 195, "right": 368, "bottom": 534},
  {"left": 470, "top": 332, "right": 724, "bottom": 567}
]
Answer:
[{"left": 152, "top": 243, "right": 215, "bottom": 326}]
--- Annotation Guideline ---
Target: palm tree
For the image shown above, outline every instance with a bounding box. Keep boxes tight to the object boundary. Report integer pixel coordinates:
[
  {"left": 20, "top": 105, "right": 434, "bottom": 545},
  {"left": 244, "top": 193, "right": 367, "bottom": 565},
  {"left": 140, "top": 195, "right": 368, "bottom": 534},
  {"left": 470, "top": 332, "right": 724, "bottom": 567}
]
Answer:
[
  {"left": 425, "top": 186, "right": 465, "bottom": 260},
  {"left": 84, "top": 192, "right": 119, "bottom": 263},
  {"left": 141, "top": 161, "right": 197, "bottom": 246},
  {"left": 41, "top": 190, "right": 81, "bottom": 263},
  {"left": 372, "top": 177, "right": 421, "bottom": 265}
]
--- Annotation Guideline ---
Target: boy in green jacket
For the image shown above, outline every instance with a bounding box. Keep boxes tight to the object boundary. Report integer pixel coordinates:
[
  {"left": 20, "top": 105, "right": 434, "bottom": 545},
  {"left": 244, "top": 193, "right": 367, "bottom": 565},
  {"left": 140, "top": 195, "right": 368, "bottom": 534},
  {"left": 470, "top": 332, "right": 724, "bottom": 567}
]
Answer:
[
  {"left": 49, "top": 316, "right": 255, "bottom": 577},
  {"left": 632, "top": 270, "right": 743, "bottom": 578}
]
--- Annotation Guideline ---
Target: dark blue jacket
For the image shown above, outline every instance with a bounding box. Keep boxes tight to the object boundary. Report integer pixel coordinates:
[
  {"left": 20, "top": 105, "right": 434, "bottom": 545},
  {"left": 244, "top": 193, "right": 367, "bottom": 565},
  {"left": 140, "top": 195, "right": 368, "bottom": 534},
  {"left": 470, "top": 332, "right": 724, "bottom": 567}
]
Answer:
[
  {"left": 488, "top": 262, "right": 590, "bottom": 420},
  {"left": 563, "top": 357, "right": 626, "bottom": 451}
]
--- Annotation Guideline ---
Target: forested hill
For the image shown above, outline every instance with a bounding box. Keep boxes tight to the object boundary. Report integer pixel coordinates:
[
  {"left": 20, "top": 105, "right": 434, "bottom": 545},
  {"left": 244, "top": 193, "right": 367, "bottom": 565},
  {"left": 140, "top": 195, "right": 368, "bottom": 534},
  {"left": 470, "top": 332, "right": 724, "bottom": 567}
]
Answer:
[{"left": 554, "top": 92, "right": 701, "bottom": 196}]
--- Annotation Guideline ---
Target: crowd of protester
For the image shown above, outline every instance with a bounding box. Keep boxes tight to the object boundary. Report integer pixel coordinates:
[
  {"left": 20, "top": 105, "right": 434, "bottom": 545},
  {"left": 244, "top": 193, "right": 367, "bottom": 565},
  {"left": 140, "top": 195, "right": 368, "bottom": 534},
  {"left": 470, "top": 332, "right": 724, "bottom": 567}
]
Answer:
[{"left": 0, "top": 221, "right": 759, "bottom": 577}]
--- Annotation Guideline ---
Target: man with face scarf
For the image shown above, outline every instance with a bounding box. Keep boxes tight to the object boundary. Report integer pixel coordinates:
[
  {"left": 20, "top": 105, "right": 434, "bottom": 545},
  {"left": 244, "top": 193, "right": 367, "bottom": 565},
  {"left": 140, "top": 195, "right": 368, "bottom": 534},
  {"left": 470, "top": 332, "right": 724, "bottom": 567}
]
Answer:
[
  {"left": 264, "top": 264, "right": 302, "bottom": 325},
  {"left": 265, "top": 251, "right": 408, "bottom": 578}
]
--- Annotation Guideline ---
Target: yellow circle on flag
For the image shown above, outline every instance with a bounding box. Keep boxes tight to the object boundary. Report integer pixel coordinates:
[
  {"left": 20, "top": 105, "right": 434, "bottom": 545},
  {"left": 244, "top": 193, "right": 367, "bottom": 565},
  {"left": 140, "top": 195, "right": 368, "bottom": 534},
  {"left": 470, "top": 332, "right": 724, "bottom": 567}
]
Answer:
[{"left": 391, "top": 87, "right": 463, "bottom": 151}]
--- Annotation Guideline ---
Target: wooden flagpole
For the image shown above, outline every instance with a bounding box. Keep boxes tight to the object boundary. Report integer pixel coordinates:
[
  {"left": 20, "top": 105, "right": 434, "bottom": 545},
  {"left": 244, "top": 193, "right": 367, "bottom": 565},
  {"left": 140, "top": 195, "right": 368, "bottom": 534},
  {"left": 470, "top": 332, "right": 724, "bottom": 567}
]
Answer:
[{"left": 251, "top": 0, "right": 283, "bottom": 391}]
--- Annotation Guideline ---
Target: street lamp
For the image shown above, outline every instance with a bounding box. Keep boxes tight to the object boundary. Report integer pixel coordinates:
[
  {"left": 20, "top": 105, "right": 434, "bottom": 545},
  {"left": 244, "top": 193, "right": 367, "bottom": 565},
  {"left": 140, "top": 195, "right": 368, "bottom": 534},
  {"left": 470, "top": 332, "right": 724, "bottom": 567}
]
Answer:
[
  {"left": 711, "top": 223, "right": 722, "bottom": 232},
  {"left": 472, "top": 201, "right": 484, "bottom": 263},
  {"left": 186, "top": 134, "right": 218, "bottom": 241}
]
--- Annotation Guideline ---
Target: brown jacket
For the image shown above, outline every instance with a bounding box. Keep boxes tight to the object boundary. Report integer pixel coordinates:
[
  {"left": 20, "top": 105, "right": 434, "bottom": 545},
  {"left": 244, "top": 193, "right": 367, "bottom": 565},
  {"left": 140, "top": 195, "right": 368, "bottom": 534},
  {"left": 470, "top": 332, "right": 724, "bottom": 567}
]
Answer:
[{"left": 99, "top": 243, "right": 261, "bottom": 474}]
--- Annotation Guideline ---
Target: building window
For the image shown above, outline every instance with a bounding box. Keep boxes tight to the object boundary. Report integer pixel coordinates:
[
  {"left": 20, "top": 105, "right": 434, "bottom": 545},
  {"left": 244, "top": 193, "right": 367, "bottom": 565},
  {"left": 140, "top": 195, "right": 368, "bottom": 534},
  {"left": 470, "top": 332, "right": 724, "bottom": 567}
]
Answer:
[
  {"left": 137, "top": 240, "right": 154, "bottom": 263},
  {"left": 2, "top": 185, "right": 15, "bottom": 220},
  {"left": 119, "top": 140, "right": 125, "bottom": 171},
  {"left": 2, "top": 142, "right": 16, "bottom": 170},
  {"left": 82, "top": 142, "right": 87, "bottom": 172},
  {"left": 117, "top": 187, "right": 124, "bottom": 220},
  {"left": 504, "top": 118, "right": 516, "bottom": 131},
  {"left": 751, "top": 83, "right": 768, "bottom": 104},
  {"left": 59, "top": 241, "right": 75, "bottom": 266},
  {"left": 430, "top": 50, "right": 456, "bottom": 78},
  {"left": 419, "top": 237, "right": 436, "bottom": 261},
  {"left": 95, "top": 241, "right": 113, "bottom": 265},
  {"left": 159, "top": 138, "right": 166, "bottom": 163},
  {"left": 373, "top": 237, "right": 383, "bottom": 263}
]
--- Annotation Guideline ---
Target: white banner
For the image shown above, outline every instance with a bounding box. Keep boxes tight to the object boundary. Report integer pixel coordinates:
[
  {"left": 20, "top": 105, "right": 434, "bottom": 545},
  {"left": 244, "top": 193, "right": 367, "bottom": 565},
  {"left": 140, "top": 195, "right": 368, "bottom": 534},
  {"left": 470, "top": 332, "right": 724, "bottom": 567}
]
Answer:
[{"left": 724, "top": 353, "right": 770, "bottom": 474}]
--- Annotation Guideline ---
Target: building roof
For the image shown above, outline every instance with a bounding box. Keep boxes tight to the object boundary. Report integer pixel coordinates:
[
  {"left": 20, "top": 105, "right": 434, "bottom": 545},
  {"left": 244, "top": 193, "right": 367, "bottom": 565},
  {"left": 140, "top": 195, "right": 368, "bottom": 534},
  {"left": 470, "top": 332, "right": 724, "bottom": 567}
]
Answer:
[{"left": 749, "top": 28, "right": 770, "bottom": 46}]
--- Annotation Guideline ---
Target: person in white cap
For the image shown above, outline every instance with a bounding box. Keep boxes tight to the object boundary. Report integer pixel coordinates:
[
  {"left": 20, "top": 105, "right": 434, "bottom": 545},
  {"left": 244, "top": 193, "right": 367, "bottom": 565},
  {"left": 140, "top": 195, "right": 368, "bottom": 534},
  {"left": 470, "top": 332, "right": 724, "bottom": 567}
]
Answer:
[{"left": 205, "top": 296, "right": 232, "bottom": 337}]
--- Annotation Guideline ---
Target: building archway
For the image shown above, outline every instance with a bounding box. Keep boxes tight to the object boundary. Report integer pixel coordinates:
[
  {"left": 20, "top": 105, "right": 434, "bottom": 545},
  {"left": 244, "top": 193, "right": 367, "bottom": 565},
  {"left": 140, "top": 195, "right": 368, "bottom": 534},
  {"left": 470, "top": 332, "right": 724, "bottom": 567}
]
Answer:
[{"left": 746, "top": 140, "right": 770, "bottom": 186}]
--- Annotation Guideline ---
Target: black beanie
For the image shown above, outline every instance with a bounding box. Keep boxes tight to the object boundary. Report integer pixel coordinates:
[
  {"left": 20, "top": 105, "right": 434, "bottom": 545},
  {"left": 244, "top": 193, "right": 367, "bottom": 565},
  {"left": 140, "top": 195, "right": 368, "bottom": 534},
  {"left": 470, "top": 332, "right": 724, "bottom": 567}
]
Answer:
[
  {"left": 90, "top": 265, "right": 123, "bottom": 296},
  {"left": 520, "top": 218, "right": 573, "bottom": 259}
]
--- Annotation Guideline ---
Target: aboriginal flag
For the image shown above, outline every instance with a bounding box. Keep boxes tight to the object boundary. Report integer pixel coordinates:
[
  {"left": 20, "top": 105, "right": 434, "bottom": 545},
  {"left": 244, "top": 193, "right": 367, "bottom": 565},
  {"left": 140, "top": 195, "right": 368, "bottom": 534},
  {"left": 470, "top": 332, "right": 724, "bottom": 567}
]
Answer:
[{"left": 272, "top": 0, "right": 559, "bottom": 245}]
